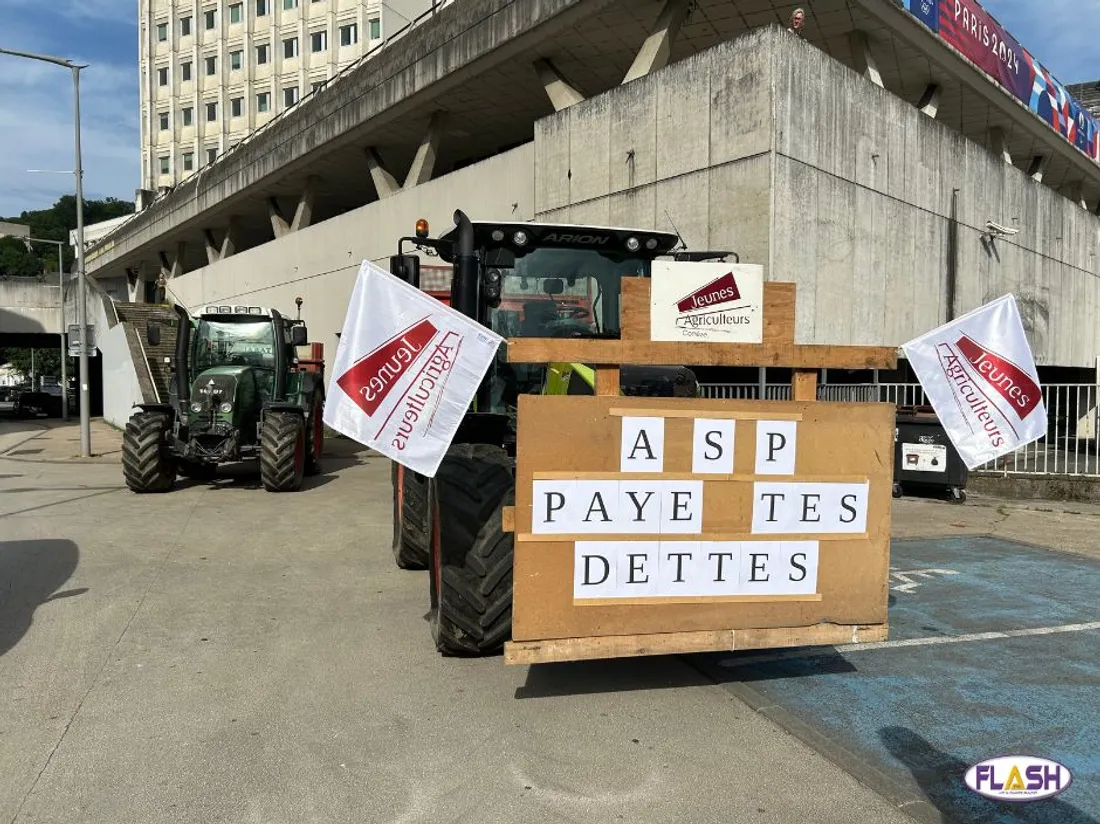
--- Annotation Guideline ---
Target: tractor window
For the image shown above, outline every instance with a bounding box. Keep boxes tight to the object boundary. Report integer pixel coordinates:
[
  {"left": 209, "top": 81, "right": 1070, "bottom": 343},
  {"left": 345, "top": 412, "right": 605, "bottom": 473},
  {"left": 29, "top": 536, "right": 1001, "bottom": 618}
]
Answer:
[
  {"left": 194, "top": 319, "right": 277, "bottom": 370},
  {"left": 488, "top": 248, "right": 649, "bottom": 339}
]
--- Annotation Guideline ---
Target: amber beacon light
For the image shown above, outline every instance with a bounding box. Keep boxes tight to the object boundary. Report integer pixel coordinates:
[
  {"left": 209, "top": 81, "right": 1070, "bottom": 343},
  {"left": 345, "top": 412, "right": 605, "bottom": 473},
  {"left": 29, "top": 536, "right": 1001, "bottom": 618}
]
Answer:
[{"left": 415, "top": 218, "right": 430, "bottom": 238}]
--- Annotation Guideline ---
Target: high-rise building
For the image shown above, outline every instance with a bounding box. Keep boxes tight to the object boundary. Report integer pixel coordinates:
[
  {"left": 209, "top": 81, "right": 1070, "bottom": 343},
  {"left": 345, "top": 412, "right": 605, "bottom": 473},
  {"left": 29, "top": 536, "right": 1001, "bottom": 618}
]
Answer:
[{"left": 137, "top": 1, "right": 436, "bottom": 192}]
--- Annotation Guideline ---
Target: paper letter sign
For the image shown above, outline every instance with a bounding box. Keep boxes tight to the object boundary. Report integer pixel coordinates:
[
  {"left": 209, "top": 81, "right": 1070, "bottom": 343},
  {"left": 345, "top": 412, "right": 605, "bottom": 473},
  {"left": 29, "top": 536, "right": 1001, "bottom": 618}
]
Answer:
[
  {"left": 533, "top": 480, "right": 702, "bottom": 535},
  {"left": 621, "top": 417, "right": 665, "bottom": 472},
  {"left": 755, "top": 420, "right": 797, "bottom": 475},
  {"left": 692, "top": 419, "right": 736, "bottom": 474},
  {"left": 573, "top": 541, "right": 820, "bottom": 599},
  {"left": 751, "top": 482, "right": 869, "bottom": 534}
]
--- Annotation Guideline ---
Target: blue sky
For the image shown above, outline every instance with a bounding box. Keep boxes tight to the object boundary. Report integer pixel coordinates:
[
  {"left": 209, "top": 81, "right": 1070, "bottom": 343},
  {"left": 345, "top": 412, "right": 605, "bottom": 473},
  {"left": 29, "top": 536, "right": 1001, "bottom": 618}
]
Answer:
[{"left": 0, "top": 0, "right": 1096, "bottom": 217}]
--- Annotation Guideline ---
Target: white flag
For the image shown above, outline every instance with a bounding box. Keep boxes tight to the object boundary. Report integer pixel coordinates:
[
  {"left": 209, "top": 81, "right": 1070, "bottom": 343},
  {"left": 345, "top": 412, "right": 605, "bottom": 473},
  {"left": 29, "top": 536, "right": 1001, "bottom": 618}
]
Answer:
[
  {"left": 323, "top": 260, "right": 504, "bottom": 477},
  {"left": 902, "top": 294, "right": 1046, "bottom": 469}
]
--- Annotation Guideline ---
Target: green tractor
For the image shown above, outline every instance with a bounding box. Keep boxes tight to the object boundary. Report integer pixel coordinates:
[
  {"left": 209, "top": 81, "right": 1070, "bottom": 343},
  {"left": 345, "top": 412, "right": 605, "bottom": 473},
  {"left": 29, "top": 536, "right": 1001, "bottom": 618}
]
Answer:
[
  {"left": 122, "top": 301, "right": 325, "bottom": 493},
  {"left": 389, "top": 211, "right": 723, "bottom": 656}
]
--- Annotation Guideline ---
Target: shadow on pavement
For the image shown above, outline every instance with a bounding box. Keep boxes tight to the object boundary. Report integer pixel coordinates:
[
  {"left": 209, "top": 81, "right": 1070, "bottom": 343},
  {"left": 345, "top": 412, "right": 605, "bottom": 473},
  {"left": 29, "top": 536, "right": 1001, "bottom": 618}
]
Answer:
[
  {"left": 879, "top": 726, "right": 1097, "bottom": 824},
  {"left": 514, "top": 655, "right": 712, "bottom": 699},
  {"left": 0, "top": 539, "right": 82, "bottom": 658}
]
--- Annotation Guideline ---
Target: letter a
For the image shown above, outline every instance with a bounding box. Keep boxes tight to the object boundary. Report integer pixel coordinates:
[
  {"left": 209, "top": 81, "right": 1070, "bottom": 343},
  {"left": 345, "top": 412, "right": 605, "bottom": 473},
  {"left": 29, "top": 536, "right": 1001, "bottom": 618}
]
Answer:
[{"left": 621, "top": 417, "right": 665, "bottom": 472}]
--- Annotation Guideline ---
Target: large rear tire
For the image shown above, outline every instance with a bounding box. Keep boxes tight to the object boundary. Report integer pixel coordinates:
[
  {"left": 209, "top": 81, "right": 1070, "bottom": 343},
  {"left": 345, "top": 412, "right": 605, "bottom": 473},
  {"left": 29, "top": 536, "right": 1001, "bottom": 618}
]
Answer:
[
  {"left": 260, "top": 411, "right": 306, "bottom": 492},
  {"left": 392, "top": 463, "right": 429, "bottom": 569},
  {"left": 122, "top": 411, "right": 176, "bottom": 493},
  {"left": 305, "top": 393, "right": 324, "bottom": 476},
  {"left": 428, "top": 443, "right": 515, "bottom": 656}
]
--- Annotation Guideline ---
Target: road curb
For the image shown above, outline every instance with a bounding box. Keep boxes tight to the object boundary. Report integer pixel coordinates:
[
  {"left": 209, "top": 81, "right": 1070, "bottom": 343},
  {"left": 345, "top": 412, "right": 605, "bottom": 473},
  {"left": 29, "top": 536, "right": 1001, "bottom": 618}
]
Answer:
[
  {"left": 0, "top": 424, "right": 49, "bottom": 458},
  {"left": 687, "top": 656, "right": 959, "bottom": 824}
]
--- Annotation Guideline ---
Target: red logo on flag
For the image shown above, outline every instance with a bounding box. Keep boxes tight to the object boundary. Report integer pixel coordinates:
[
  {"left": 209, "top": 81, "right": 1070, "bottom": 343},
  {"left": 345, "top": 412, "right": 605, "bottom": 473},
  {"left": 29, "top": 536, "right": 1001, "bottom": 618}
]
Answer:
[
  {"left": 337, "top": 319, "right": 439, "bottom": 416},
  {"left": 676, "top": 271, "right": 742, "bottom": 314},
  {"left": 956, "top": 335, "right": 1041, "bottom": 419}
]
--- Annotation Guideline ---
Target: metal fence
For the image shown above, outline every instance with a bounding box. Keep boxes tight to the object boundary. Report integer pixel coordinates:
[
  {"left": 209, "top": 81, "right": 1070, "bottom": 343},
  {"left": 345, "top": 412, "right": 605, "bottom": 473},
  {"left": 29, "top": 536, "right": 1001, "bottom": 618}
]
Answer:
[{"left": 698, "top": 382, "right": 1100, "bottom": 478}]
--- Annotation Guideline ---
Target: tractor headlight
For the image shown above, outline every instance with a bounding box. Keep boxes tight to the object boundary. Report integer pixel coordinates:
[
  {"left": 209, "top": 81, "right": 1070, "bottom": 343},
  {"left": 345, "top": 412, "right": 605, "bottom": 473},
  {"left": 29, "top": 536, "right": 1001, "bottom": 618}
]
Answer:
[
  {"left": 191, "top": 402, "right": 203, "bottom": 413},
  {"left": 512, "top": 230, "right": 528, "bottom": 247},
  {"left": 219, "top": 402, "right": 233, "bottom": 413},
  {"left": 626, "top": 236, "right": 640, "bottom": 252},
  {"left": 646, "top": 237, "right": 659, "bottom": 250}
]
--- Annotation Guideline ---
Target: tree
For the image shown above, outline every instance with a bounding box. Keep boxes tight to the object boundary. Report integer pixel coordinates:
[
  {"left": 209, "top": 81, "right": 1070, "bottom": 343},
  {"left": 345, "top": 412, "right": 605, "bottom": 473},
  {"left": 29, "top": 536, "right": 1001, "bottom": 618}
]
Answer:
[
  {"left": 0, "top": 195, "right": 135, "bottom": 278},
  {"left": 0, "top": 347, "right": 71, "bottom": 386}
]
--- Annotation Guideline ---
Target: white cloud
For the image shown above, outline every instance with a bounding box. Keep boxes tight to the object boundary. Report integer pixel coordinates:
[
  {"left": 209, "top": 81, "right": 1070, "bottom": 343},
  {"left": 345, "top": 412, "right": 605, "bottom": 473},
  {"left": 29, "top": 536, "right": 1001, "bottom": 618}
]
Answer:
[{"left": 0, "top": 17, "right": 139, "bottom": 216}]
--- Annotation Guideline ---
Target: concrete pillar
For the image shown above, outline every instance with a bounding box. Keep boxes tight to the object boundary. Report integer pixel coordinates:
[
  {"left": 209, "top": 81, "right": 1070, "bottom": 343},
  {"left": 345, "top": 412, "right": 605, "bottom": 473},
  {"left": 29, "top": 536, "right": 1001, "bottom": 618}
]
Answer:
[
  {"left": 366, "top": 148, "right": 400, "bottom": 199},
  {"left": 291, "top": 175, "right": 320, "bottom": 232},
  {"left": 1094, "top": 199, "right": 1100, "bottom": 218},
  {"left": 534, "top": 58, "right": 585, "bottom": 112},
  {"left": 125, "top": 267, "right": 141, "bottom": 302},
  {"left": 849, "top": 30, "right": 884, "bottom": 89},
  {"left": 203, "top": 217, "right": 240, "bottom": 264},
  {"left": 622, "top": 0, "right": 690, "bottom": 84},
  {"left": 917, "top": 84, "right": 941, "bottom": 118},
  {"left": 404, "top": 111, "right": 448, "bottom": 189},
  {"left": 268, "top": 198, "right": 290, "bottom": 239},
  {"left": 157, "top": 243, "right": 184, "bottom": 280},
  {"left": 1072, "top": 181, "right": 1088, "bottom": 210},
  {"left": 1028, "top": 154, "right": 1049, "bottom": 183},
  {"left": 989, "top": 127, "right": 1013, "bottom": 165}
]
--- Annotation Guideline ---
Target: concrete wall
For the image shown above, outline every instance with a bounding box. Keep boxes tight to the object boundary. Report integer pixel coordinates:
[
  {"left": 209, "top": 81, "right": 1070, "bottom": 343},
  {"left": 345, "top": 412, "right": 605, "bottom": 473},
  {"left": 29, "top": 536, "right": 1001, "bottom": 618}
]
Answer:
[
  {"left": 533, "top": 26, "right": 1100, "bottom": 368},
  {"left": 99, "top": 322, "right": 144, "bottom": 429},
  {"left": 162, "top": 144, "right": 534, "bottom": 356},
  {"left": 0, "top": 281, "right": 62, "bottom": 334}
]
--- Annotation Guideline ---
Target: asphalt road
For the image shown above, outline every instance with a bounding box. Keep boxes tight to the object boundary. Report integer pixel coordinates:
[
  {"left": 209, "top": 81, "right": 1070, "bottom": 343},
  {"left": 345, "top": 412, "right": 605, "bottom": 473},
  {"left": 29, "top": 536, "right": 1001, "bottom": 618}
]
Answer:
[{"left": 0, "top": 424, "right": 915, "bottom": 824}]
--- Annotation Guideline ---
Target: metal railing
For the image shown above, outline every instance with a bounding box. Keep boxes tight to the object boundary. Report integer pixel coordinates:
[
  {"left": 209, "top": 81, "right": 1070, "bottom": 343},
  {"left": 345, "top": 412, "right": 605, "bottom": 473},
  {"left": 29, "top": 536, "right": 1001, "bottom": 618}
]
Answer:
[{"left": 699, "top": 382, "right": 1100, "bottom": 478}]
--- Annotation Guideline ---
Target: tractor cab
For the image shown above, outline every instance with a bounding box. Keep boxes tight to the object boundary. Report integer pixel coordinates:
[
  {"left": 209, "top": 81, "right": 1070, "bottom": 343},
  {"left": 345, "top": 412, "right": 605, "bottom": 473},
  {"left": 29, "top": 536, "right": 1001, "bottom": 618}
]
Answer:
[{"left": 391, "top": 215, "right": 704, "bottom": 419}]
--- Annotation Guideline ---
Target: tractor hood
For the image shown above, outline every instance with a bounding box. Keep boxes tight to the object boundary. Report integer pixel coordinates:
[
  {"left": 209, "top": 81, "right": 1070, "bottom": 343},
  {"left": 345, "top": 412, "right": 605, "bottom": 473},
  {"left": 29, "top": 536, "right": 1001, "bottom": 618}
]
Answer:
[{"left": 190, "top": 365, "right": 250, "bottom": 408}]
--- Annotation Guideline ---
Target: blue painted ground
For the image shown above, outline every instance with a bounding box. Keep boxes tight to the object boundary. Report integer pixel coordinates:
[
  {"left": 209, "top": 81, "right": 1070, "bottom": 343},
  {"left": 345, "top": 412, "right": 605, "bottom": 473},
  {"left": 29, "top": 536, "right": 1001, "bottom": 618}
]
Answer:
[{"left": 696, "top": 537, "right": 1100, "bottom": 824}]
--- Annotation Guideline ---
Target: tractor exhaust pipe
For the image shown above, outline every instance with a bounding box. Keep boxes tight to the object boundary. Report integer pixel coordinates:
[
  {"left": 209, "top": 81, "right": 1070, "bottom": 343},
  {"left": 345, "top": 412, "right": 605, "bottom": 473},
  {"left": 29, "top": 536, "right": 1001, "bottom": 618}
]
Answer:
[
  {"left": 451, "top": 209, "right": 478, "bottom": 322},
  {"left": 172, "top": 303, "right": 191, "bottom": 408}
]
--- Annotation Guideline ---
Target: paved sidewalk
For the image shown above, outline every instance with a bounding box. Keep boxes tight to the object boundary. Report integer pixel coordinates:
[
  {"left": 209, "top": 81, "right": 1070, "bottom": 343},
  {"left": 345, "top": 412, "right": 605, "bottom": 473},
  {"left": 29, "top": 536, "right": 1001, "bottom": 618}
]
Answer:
[{"left": 0, "top": 418, "right": 123, "bottom": 464}]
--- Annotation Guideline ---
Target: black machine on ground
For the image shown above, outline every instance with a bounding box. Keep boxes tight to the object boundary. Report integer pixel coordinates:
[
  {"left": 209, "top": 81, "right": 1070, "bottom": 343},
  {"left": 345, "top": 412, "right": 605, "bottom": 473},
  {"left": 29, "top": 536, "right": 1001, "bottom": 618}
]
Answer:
[
  {"left": 389, "top": 211, "right": 734, "bottom": 656},
  {"left": 122, "top": 301, "right": 325, "bottom": 494}
]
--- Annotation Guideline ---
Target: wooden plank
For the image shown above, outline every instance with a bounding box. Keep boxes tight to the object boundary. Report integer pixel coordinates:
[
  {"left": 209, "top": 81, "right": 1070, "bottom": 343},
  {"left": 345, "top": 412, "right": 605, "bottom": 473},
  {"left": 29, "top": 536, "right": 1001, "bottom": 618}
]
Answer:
[
  {"left": 505, "top": 338, "right": 898, "bottom": 370},
  {"left": 792, "top": 370, "right": 818, "bottom": 402},
  {"left": 763, "top": 282, "right": 796, "bottom": 345},
  {"left": 502, "top": 506, "right": 515, "bottom": 534},
  {"left": 620, "top": 277, "right": 651, "bottom": 342},
  {"left": 595, "top": 366, "right": 620, "bottom": 396},
  {"left": 608, "top": 408, "right": 803, "bottom": 421},
  {"left": 503, "top": 623, "right": 889, "bottom": 665}
]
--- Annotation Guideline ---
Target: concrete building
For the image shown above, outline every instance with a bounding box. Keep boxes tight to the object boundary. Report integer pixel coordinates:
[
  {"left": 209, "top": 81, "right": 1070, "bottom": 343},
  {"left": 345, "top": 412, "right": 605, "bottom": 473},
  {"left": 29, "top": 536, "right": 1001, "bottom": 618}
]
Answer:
[
  {"left": 72, "top": 0, "right": 1099, "bottom": 420},
  {"left": 1069, "top": 82, "right": 1100, "bottom": 118},
  {"left": 138, "top": 0, "right": 442, "bottom": 193}
]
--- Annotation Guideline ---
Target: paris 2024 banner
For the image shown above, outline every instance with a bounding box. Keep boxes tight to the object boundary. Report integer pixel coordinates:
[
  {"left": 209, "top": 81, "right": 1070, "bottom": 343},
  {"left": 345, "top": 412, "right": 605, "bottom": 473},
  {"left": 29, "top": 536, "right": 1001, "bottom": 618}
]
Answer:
[{"left": 902, "top": 0, "right": 1100, "bottom": 164}]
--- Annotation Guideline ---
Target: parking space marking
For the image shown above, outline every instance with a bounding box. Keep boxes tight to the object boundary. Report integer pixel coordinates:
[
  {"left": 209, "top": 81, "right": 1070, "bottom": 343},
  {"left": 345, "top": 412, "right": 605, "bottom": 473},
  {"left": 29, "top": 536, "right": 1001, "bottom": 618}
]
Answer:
[{"left": 718, "top": 620, "right": 1100, "bottom": 669}]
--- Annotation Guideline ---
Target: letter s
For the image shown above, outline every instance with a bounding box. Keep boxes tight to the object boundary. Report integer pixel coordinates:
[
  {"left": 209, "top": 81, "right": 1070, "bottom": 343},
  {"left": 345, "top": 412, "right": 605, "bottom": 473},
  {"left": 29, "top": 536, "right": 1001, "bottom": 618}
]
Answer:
[{"left": 391, "top": 438, "right": 405, "bottom": 450}]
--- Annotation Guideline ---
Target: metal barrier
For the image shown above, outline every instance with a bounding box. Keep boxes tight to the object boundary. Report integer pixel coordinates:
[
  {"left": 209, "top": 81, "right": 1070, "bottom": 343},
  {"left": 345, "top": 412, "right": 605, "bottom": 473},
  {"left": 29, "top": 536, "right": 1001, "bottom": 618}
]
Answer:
[{"left": 699, "top": 382, "right": 1100, "bottom": 478}]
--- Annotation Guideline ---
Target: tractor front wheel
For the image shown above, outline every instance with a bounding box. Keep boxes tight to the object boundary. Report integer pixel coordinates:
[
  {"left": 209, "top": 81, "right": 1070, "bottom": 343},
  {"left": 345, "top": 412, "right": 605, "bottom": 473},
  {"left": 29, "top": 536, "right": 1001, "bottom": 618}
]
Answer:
[
  {"left": 428, "top": 444, "right": 515, "bottom": 656},
  {"left": 260, "top": 411, "right": 306, "bottom": 492},
  {"left": 392, "top": 464, "right": 430, "bottom": 569},
  {"left": 121, "top": 411, "right": 176, "bottom": 493}
]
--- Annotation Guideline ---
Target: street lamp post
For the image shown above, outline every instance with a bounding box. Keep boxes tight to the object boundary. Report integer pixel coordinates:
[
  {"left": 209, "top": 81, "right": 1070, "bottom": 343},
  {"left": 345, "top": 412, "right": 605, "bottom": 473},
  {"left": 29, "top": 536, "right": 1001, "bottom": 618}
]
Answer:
[{"left": 0, "top": 47, "right": 90, "bottom": 456}]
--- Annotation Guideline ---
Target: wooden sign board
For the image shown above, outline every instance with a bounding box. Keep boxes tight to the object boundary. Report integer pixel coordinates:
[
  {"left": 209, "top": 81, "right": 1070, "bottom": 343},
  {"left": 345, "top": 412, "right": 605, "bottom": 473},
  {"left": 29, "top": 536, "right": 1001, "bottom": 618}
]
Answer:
[{"left": 503, "top": 279, "right": 898, "bottom": 666}]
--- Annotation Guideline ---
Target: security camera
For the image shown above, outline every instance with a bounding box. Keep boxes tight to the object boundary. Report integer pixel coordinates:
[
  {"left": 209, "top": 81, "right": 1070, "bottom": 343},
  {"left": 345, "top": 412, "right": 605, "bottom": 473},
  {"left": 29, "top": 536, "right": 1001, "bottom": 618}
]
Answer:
[{"left": 985, "top": 221, "right": 1019, "bottom": 237}]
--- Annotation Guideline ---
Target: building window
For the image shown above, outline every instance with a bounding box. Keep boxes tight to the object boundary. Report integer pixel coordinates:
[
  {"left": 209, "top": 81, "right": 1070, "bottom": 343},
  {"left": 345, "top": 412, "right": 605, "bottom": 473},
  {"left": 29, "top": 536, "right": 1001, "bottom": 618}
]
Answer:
[
  {"left": 231, "top": 97, "right": 244, "bottom": 117},
  {"left": 183, "top": 152, "right": 194, "bottom": 171},
  {"left": 183, "top": 107, "right": 193, "bottom": 126},
  {"left": 159, "top": 156, "right": 170, "bottom": 175},
  {"left": 369, "top": 17, "right": 380, "bottom": 39},
  {"left": 157, "top": 22, "right": 168, "bottom": 41},
  {"left": 310, "top": 30, "right": 327, "bottom": 52},
  {"left": 283, "top": 0, "right": 297, "bottom": 9},
  {"left": 283, "top": 37, "right": 299, "bottom": 58},
  {"left": 256, "top": 0, "right": 268, "bottom": 15},
  {"left": 256, "top": 43, "right": 269, "bottom": 64},
  {"left": 182, "top": 61, "right": 192, "bottom": 81},
  {"left": 207, "top": 147, "right": 218, "bottom": 164},
  {"left": 205, "top": 55, "right": 217, "bottom": 75},
  {"left": 339, "top": 23, "right": 357, "bottom": 46},
  {"left": 159, "top": 112, "right": 169, "bottom": 130},
  {"left": 229, "top": 3, "right": 243, "bottom": 23},
  {"left": 257, "top": 92, "right": 270, "bottom": 112},
  {"left": 283, "top": 86, "right": 299, "bottom": 107},
  {"left": 204, "top": 9, "right": 216, "bottom": 29},
  {"left": 230, "top": 50, "right": 242, "bottom": 70},
  {"left": 157, "top": 67, "right": 168, "bottom": 86},
  {"left": 206, "top": 101, "right": 218, "bottom": 121},
  {"left": 181, "top": 16, "right": 192, "bottom": 36}
]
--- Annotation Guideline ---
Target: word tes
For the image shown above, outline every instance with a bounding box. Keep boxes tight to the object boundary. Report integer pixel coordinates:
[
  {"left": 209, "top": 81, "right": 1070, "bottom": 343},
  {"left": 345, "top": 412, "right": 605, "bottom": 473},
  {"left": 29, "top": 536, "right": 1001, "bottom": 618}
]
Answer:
[
  {"left": 574, "top": 541, "right": 820, "bottom": 599},
  {"left": 620, "top": 417, "right": 798, "bottom": 475}
]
